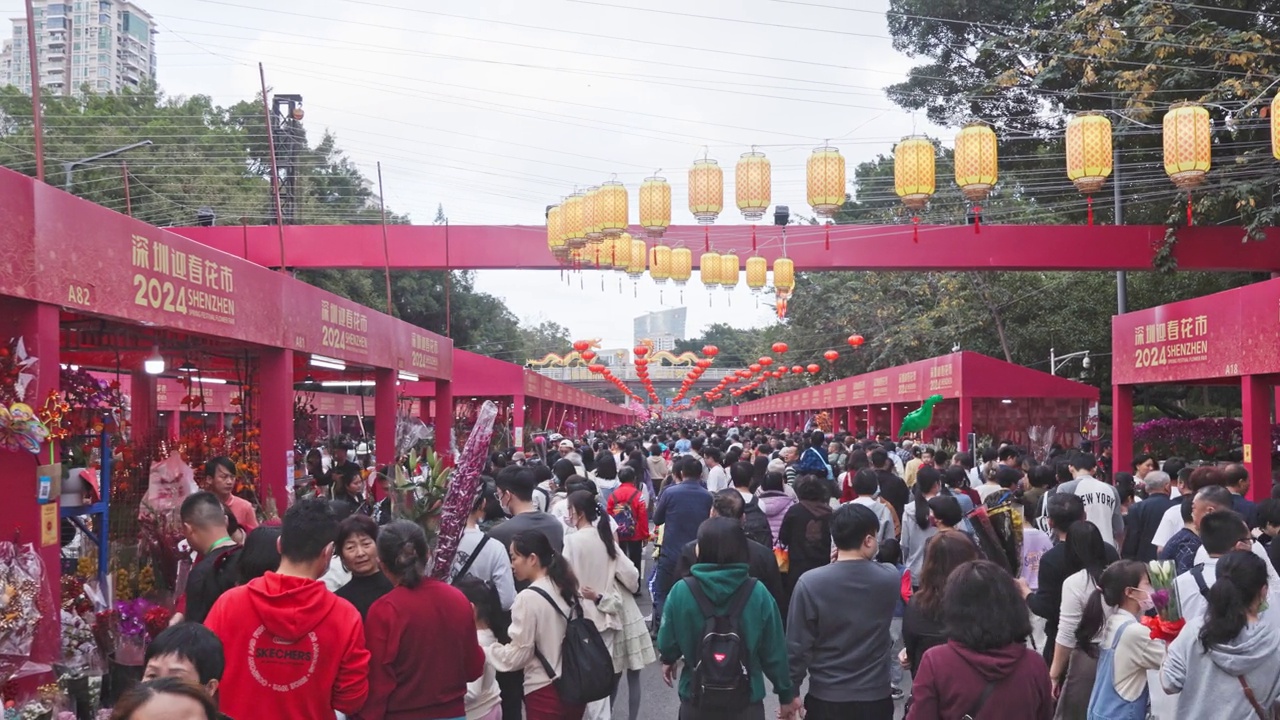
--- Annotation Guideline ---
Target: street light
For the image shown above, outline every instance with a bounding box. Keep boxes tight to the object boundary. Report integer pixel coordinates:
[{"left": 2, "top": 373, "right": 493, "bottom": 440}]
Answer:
[
  {"left": 63, "top": 139, "right": 153, "bottom": 192},
  {"left": 1050, "top": 347, "right": 1091, "bottom": 375}
]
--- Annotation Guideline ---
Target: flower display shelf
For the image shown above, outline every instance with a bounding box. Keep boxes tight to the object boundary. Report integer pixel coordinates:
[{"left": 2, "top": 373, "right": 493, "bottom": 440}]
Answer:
[{"left": 59, "top": 429, "right": 112, "bottom": 590}]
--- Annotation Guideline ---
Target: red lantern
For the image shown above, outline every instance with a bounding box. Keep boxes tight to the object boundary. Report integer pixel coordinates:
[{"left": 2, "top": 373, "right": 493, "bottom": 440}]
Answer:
[
  {"left": 848, "top": 334, "right": 864, "bottom": 347},
  {"left": 749, "top": 363, "right": 762, "bottom": 373},
  {"left": 759, "top": 357, "right": 773, "bottom": 367},
  {"left": 823, "top": 350, "right": 839, "bottom": 363},
  {"left": 702, "top": 345, "right": 719, "bottom": 357},
  {"left": 696, "top": 358, "right": 712, "bottom": 369},
  {"left": 588, "top": 364, "right": 605, "bottom": 374},
  {"left": 635, "top": 358, "right": 649, "bottom": 366},
  {"left": 580, "top": 350, "right": 596, "bottom": 361},
  {"left": 634, "top": 345, "right": 649, "bottom": 357},
  {"left": 573, "top": 340, "right": 591, "bottom": 352},
  {"left": 772, "top": 342, "right": 789, "bottom": 354},
  {"left": 807, "top": 363, "right": 821, "bottom": 374},
  {"left": 791, "top": 365, "right": 804, "bottom": 374}
]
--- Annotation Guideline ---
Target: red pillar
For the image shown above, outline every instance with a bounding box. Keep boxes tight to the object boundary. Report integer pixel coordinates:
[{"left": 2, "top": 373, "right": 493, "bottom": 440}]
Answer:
[
  {"left": 435, "top": 379, "right": 453, "bottom": 460},
  {"left": 258, "top": 348, "right": 293, "bottom": 518},
  {"left": 1112, "top": 384, "right": 1134, "bottom": 483},
  {"left": 374, "top": 367, "right": 396, "bottom": 470},
  {"left": 512, "top": 393, "right": 526, "bottom": 448},
  {"left": 0, "top": 297, "right": 61, "bottom": 602},
  {"left": 129, "top": 369, "right": 157, "bottom": 446},
  {"left": 958, "top": 396, "right": 974, "bottom": 453},
  {"left": 1242, "top": 375, "right": 1273, "bottom": 502},
  {"left": 889, "top": 403, "right": 902, "bottom": 441}
]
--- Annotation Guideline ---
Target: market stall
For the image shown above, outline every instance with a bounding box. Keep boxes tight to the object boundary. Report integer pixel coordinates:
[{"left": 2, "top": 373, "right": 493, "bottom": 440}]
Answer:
[
  {"left": 719, "top": 351, "right": 1099, "bottom": 452},
  {"left": 0, "top": 166, "right": 454, "bottom": 708},
  {"left": 1112, "top": 278, "right": 1280, "bottom": 502}
]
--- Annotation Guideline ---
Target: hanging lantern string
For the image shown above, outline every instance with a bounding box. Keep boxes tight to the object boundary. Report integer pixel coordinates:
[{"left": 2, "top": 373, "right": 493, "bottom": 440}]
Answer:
[
  {"left": 912, "top": 216, "right": 920, "bottom": 243},
  {"left": 973, "top": 205, "right": 981, "bottom": 235},
  {"left": 824, "top": 222, "right": 831, "bottom": 250},
  {"left": 1087, "top": 195, "right": 1093, "bottom": 226},
  {"left": 1187, "top": 191, "right": 1193, "bottom": 226}
]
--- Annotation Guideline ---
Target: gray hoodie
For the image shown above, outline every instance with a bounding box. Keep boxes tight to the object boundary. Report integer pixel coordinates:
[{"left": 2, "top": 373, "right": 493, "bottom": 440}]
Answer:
[{"left": 1162, "top": 618, "right": 1280, "bottom": 717}]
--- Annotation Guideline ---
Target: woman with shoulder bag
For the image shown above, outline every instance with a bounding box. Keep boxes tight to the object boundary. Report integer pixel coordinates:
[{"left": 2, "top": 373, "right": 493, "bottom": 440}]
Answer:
[{"left": 906, "top": 560, "right": 1053, "bottom": 720}]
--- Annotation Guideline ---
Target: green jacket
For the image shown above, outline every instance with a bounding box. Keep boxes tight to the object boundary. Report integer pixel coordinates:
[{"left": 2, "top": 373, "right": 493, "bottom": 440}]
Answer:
[{"left": 657, "top": 562, "right": 796, "bottom": 705}]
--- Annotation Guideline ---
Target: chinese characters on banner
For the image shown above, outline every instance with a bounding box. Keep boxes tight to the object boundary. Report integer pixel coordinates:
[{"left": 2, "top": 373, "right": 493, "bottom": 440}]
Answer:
[
  {"left": 929, "top": 364, "right": 954, "bottom": 393},
  {"left": 1131, "top": 315, "right": 1210, "bottom": 371},
  {"left": 130, "top": 233, "right": 237, "bottom": 325},
  {"left": 319, "top": 299, "right": 369, "bottom": 354}
]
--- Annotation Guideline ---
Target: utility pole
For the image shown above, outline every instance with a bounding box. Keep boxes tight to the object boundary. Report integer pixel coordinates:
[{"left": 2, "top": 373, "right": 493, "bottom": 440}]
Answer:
[
  {"left": 24, "top": 0, "right": 44, "bottom": 181},
  {"left": 1113, "top": 107, "right": 1127, "bottom": 315}
]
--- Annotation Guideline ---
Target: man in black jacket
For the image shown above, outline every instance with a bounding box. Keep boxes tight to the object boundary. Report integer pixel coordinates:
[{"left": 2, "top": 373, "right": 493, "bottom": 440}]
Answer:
[
  {"left": 1019, "top": 492, "right": 1118, "bottom": 665},
  {"left": 871, "top": 449, "right": 909, "bottom": 522},
  {"left": 179, "top": 492, "right": 242, "bottom": 624},
  {"left": 675, "top": 489, "right": 786, "bottom": 613},
  {"left": 1122, "top": 471, "right": 1176, "bottom": 561}
]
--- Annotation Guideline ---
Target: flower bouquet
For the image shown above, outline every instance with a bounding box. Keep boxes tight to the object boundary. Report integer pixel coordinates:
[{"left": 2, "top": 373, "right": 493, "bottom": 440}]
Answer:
[{"left": 1141, "top": 560, "right": 1185, "bottom": 641}]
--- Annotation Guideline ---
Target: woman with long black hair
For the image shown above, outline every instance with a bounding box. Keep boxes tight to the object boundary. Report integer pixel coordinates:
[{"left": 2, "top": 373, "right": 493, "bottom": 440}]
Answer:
[
  {"left": 1163, "top": 550, "right": 1280, "bottom": 717},
  {"left": 1048, "top": 522, "right": 1112, "bottom": 718},
  {"left": 901, "top": 467, "right": 946, "bottom": 584},
  {"left": 488, "top": 531, "right": 588, "bottom": 720},
  {"left": 563, "top": 490, "right": 653, "bottom": 720}
]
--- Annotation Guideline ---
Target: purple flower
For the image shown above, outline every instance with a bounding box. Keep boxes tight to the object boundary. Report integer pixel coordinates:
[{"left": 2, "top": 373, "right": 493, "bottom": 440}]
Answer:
[{"left": 1151, "top": 589, "right": 1170, "bottom": 611}]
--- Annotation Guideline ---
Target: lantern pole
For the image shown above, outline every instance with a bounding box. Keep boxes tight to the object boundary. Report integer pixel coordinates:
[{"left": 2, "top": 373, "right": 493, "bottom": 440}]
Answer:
[{"left": 1113, "top": 106, "right": 1127, "bottom": 315}]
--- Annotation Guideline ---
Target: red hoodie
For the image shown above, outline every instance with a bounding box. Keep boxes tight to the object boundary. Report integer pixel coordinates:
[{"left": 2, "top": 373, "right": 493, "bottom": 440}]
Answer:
[
  {"left": 206, "top": 571, "right": 371, "bottom": 720},
  {"left": 905, "top": 640, "right": 1053, "bottom": 720}
]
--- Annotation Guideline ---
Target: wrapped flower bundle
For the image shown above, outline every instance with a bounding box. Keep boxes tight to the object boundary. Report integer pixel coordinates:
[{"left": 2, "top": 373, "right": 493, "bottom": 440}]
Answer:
[{"left": 1141, "top": 560, "right": 1185, "bottom": 641}]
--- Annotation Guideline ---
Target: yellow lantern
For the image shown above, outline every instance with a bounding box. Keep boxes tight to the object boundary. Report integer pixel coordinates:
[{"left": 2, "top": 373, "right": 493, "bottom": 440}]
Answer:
[
  {"left": 626, "top": 236, "right": 646, "bottom": 280},
  {"left": 745, "top": 256, "right": 767, "bottom": 293},
  {"left": 598, "top": 179, "right": 628, "bottom": 238},
  {"left": 807, "top": 145, "right": 846, "bottom": 218},
  {"left": 953, "top": 122, "right": 997, "bottom": 203},
  {"left": 639, "top": 174, "right": 671, "bottom": 238},
  {"left": 1273, "top": 95, "right": 1280, "bottom": 160},
  {"left": 700, "top": 251, "right": 721, "bottom": 287},
  {"left": 720, "top": 253, "right": 739, "bottom": 290},
  {"left": 736, "top": 150, "right": 771, "bottom": 221},
  {"left": 584, "top": 186, "right": 603, "bottom": 244},
  {"left": 670, "top": 247, "right": 692, "bottom": 286},
  {"left": 650, "top": 245, "right": 672, "bottom": 284},
  {"left": 1163, "top": 102, "right": 1211, "bottom": 190},
  {"left": 562, "top": 191, "right": 587, "bottom": 249},
  {"left": 612, "top": 231, "right": 632, "bottom": 272},
  {"left": 688, "top": 158, "right": 723, "bottom": 224},
  {"left": 1066, "top": 112, "right": 1112, "bottom": 195},
  {"left": 546, "top": 204, "right": 564, "bottom": 254},
  {"left": 597, "top": 235, "right": 614, "bottom": 269},
  {"left": 773, "top": 258, "right": 795, "bottom": 295},
  {"left": 894, "top": 136, "right": 935, "bottom": 211}
]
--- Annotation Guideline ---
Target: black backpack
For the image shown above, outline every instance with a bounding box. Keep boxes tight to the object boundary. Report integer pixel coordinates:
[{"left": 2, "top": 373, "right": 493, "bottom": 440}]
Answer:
[
  {"left": 685, "top": 576, "right": 757, "bottom": 711},
  {"left": 742, "top": 496, "right": 774, "bottom": 549},
  {"left": 529, "top": 587, "right": 614, "bottom": 705}
]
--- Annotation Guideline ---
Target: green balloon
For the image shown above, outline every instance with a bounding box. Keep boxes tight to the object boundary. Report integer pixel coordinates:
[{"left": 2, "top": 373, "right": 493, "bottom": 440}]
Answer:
[{"left": 899, "top": 394, "right": 945, "bottom": 435}]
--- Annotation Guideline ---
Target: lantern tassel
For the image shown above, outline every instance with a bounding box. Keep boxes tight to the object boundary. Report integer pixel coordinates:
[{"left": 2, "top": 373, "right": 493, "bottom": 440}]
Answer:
[
  {"left": 912, "top": 216, "right": 920, "bottom": 243},
  {"left": 751, "top": 225, "right": 757, "bottom": 253},
  {"left": 825, "top": 223, "right": 831, "bottom": 250},
  {"left": 704, "top": 226, "right": 710, "bottom": 252},
  {"left": 1187, "top": 192, "right": 1193, "bottom": 226},
  {"left": 973, "top": 206, "right": 981, "bottom": 235},
  {"left": 1087, "top": 195, "right": 1093, "bottom": 226}
]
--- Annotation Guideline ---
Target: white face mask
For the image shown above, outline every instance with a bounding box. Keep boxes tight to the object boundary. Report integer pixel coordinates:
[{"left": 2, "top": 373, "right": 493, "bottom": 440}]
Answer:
[{"left": 1133, "top": 589, "right": 1155, "bottom": 614}]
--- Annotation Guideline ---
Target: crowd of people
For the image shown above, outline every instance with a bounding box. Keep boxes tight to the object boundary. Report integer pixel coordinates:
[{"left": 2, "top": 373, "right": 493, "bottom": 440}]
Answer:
[{"left": 107, "top": 422, "right": 1280, "bottom": 720}]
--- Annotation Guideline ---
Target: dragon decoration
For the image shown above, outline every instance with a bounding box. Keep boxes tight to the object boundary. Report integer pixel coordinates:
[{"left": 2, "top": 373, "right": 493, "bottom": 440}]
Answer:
[{"left": 527, "top": 337, "right": 703, "bottom": 368}]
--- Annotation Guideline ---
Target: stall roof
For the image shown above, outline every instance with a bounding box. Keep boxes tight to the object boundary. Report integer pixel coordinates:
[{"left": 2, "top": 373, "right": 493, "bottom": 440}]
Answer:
[
  {"left": 1112, "top": 277, "right": 1280, "bottom": 385},
  {"left": 725, "top": 352, "right": 1098, "bottom": 415},
  {"left": 0, "top": 167, "right": 452, "bottom": 379},
  {"left": 406, "top": 349, "right": 630, "bottom": 415}
]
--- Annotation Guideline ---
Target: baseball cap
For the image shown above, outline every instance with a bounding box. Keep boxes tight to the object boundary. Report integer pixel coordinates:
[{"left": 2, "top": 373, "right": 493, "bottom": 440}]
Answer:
[{"left": 558, "top": 439, "right": 574, "bottom": 450}]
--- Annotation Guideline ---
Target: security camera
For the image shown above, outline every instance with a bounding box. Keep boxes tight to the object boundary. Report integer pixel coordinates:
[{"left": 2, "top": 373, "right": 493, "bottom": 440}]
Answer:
[{"left": 1082, "top": 355, "right": 1092, "bottom": 369}]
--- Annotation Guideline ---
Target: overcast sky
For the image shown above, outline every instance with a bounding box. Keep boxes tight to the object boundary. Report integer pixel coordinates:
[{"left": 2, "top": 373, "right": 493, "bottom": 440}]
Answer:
[{"left": 4, "top": 0, "right": 942, "bottom": 353}]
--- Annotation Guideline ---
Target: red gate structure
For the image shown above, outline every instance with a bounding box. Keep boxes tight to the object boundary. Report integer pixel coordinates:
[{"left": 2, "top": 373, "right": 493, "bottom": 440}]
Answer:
[
  {"left": 1112, "top": 278, "right": 1280, "bottom": 501},
  {"left": 717, "top": 352, "right": 1098, "bottom": 451}
]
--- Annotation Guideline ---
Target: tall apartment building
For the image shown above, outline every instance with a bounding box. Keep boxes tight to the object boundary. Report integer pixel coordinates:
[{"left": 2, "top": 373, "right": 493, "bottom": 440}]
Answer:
[
  {"left": 1, "top": 0, "right": 156, "bottom": 97},
  {"left": 634, "top": 308, "right": 688, "bottom": 353}
]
